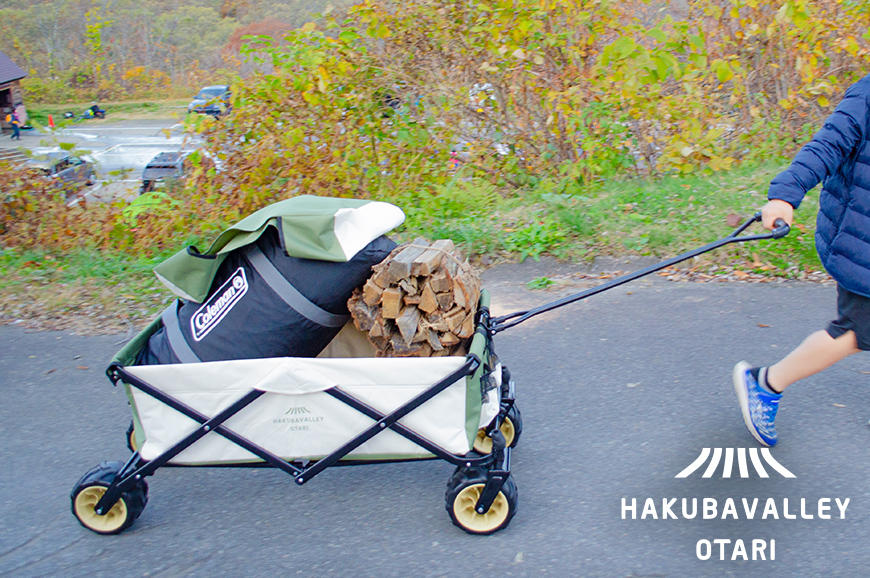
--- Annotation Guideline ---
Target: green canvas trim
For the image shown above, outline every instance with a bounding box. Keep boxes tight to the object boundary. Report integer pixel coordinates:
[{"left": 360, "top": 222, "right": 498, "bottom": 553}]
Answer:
[
  {"left": 143, "top": 452, "right": 437, "bottom": 467},
  {"left": 112, "top": 315, "right": 163, "bottom": 366},
  {"left": 152, "top": 195, "right": 376, "bottom": 303},
  {"left": 124, "top": 382, "right": 146, "bottom": 451},
  {"left": 464, "top": 290, "right": 491, "bottom": 448}
]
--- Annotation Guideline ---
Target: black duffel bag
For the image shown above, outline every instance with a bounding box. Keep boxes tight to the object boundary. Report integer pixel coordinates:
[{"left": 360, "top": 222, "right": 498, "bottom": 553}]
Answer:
[{"left": 138, "top": 227, "right": 395, "bottom": 364}]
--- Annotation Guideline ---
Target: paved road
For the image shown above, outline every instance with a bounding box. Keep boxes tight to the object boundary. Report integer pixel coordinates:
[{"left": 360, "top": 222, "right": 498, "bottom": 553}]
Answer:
[{"left": 1, "top": 266, "right": 868, "bottom": 576}]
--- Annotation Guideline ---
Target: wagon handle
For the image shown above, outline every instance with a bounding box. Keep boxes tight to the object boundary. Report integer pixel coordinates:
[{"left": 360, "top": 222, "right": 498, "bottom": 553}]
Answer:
[{"left": 489, "top": 212, "right": 789, "bottom": 334}]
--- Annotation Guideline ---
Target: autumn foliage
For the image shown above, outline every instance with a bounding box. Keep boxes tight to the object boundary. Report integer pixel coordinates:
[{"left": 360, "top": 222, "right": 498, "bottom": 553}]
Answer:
[{"left": 2, "top": 0, "right": 869, "bottom": 256}]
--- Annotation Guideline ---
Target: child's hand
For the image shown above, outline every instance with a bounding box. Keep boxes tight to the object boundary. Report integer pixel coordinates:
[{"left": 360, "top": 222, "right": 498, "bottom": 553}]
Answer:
[{"left": 761, "top": 199, "right": 794, "bottom": 230}]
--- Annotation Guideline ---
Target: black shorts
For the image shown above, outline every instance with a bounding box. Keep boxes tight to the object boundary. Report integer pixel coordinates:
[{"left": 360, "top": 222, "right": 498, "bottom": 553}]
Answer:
[{"left": 826, "top": 285, "right": 870, "bottom": 351}]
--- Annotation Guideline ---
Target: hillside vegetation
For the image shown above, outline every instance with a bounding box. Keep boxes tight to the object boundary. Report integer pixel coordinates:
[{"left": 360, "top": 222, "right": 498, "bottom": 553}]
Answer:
[
  {"left": 2, "top": 1, "right": 869, "bottom": 275},
  {"left": 0, "top": 0, "right": 344, "bottom": 101}
]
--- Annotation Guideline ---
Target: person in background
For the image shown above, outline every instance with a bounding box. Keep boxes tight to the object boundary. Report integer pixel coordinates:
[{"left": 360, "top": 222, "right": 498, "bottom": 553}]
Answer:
[
  {"left": 7, "top": 110, "right": 21, "bottom": 140},
  {"left": 733, "top": 73, "right": 870, "bottom": 447}
]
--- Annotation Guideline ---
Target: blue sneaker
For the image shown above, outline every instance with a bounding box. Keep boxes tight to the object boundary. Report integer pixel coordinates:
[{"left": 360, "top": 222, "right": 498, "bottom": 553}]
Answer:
[{"left": 733, "top": 361, "right": 781, "bottom": 446}]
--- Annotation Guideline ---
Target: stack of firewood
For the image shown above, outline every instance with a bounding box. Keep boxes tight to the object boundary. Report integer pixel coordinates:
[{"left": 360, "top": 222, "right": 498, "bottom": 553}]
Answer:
[{"left": 347, "top": 238, "right": 481, "bottom": 357}]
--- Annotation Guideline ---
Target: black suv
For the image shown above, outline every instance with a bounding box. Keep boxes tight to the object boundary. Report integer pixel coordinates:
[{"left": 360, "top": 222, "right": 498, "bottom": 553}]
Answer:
[{"left": 140, "top": 151, "right": 189, "bottom": 194}]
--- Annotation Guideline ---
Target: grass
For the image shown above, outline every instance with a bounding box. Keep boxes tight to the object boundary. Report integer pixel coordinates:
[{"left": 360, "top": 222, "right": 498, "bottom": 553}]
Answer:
[
  {"left": 26, "top": 99, "right": 189, "bottom": 126},
  {"left": 0, "top": 248, "right": 171, "bottom": 333},
  {"left": 395, "top": 160, "right": 819, "bottom": 273},
  {"left": 0, "top": 161, "right": 825, "bottom": 332}
]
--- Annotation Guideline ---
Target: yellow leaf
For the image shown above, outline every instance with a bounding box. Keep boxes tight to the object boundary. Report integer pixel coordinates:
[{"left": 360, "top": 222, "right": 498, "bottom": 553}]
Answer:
[{"left": 817, "top": 95, "right": 830, "bottom": 107}]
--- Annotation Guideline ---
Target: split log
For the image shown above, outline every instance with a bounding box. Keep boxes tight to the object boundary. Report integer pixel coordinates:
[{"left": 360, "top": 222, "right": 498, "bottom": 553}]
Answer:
[
  {"left": 381, "top": 287, "right": 404, "bottom": 319},
  {"left": 395, "top": 305, "right": 421, "bottom": 345},
  {"left": 362, "top": 279, "right": 383, "bottom": 307},
  {"left": 418, "top": 283, "right": 439, "bottom": 315}
]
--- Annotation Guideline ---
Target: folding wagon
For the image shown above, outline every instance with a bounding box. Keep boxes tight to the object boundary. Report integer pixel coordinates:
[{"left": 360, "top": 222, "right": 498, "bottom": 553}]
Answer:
[{"left": 70, "top": 212, "right": 787, "bottom": 536}]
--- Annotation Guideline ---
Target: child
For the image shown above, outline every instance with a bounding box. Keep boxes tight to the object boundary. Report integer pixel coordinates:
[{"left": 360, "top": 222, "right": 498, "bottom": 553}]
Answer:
[{"left": 734, "top": 73, "right": 870, "bottom": 446}]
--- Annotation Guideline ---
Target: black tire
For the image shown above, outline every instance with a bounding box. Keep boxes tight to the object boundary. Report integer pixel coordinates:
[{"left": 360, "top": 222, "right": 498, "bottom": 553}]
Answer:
[
  {"left": 503, "top": 403, "right": 522, "bottom": 448},
  {"left": 125, "top": 421, "right": 138, "bottom": 453},
  {"left": 71, "top": 461, "right": 147, "bottom": 535},
  {"left": 445, "top": 466, "right": 518, "bottom": 535},
  {"left": 472, "top": 402, "right": 523, "bottom": 454}
]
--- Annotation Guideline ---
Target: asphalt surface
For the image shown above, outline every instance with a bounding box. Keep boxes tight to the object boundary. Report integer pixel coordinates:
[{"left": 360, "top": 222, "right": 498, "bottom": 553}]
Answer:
[
  {"left": 3, "top": 119, "right": 190, "bottom": 204},
  {"left": 1, "top": 264, "right": 868, "bottom": 577}
]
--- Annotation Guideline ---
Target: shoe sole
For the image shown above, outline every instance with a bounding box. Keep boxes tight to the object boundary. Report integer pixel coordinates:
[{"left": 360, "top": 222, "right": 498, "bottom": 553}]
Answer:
[{"left": 732, "top": 361, "right": 771, "bottom": 447}]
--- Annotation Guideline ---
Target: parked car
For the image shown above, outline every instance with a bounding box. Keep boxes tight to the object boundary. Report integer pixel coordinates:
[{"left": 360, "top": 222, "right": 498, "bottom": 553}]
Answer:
[
  {"left": 187, "top": 85, "right": 231, "bottom": 117},
  {"left": 140, "top": 151, "right": 190, "bottom": 194},
  {"left": 28, "top": 151, "right": 96, "bottom": 189}
]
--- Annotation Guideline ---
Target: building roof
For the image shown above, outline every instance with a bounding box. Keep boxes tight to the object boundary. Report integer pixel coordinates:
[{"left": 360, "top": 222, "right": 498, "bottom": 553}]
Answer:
[{"left": 0, "top": 51, "right": 26, "bottom": 85}]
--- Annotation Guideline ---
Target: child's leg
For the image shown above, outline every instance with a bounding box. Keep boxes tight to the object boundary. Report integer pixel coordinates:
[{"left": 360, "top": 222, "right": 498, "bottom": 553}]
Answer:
[{"left": 766, "top": 330, "right": 859, "bottom": 392}]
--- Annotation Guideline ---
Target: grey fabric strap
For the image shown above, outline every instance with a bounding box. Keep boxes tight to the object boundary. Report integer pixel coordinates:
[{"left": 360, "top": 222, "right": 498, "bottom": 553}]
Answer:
[
  {"left": 161, "top": 302, "right": 202, "bottom": 363},
  {"left": 244, "top": 245, "right": 349, "bottom": 328}
]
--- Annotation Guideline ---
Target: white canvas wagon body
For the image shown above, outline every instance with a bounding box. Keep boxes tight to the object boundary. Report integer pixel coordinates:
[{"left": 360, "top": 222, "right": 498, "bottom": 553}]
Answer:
[
  {"left": 124, "top": 324, "right": 501, "bottom": 465},
  {"left": 72, "top": 291, "right": 521, "bottom": 536}
]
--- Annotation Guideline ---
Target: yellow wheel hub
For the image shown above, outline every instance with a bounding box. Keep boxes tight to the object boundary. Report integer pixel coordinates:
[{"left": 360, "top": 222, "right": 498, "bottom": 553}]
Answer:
[
  {"left": 452, "top": 483, "right": 509, "bottom": 533},
  {"left": 74, "top": 486, "right": 128, "bottom": 533},
  {"left": 473, "top": 416, "right": 516, "bottom": 454}
]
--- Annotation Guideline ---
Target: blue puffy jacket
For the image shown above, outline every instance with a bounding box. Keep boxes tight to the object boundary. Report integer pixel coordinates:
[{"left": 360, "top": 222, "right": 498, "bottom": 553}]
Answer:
[{"left": 768, "top": 73, "right": 870, "bottom": 297}]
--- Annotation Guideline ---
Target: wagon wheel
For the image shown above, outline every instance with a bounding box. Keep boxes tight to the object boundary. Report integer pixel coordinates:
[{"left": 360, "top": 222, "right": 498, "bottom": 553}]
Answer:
[
  {"left": 71, "top": 461, "right": 148, "bottom": 535},
  {"left": 125, "top": 421, "right": 138, "bottom": 453},
  {"left": 445, "top": 467, "right": 517, "bottom": 535},
  {"left": 472, "top": 403, "right": 522, "bottom": 454}
]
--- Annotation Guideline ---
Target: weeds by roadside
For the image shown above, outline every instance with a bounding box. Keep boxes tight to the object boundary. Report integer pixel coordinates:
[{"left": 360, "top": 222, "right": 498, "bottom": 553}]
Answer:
[
  {"left": 0, "top": 161, "right": 825, "bottom": 333},
  {"left": 26, "top": 100, "right": 189, "bottom": 128}
]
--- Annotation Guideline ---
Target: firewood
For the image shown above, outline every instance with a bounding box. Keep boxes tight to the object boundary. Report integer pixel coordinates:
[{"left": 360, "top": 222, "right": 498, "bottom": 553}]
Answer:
[
  {"left": 411, "top": 325, "right": 430, "bottom": 343},
  {"left": 381, "top": 287, "right": 404, "bottom": 319},
  {"left": 390, "top": 334, "right": 432, "bottom": 357},
  {"left": 439, "top": 332, "right": 461, "bottom": 347},
  {"left": 418, "top": 283, "right": 439, "bottom": 315},
  {"left": 453, "top": 280, "right": 467, "bottom": 309},
  {"left": 456, "top": 312, "right": 475, "bottom": 339},
  {"left": 444, "top": 307, "right": 466, "bottom": 333},
  {"left": 411, "top": 239, "right": 455, "bottom": 276},
  {"left": 426, "top": 328, "right": 444, "bottom": 351},
  {"left": 346, "top": 238, "right": 481, "bottom": 358},
  {"left": 395, "top": 305, "right": 421, "bottom": 345},
  {"left": 423, "top": 313, "right": 449, "bottom": 333},
  {"left": 362, "top": 279, "right": 383, "bottom": 307},
  {"left": 348, "top": 294, "right": 375, "bottom": 332},
  {"left": 398, "top": 277, "right": 418, "bottom": 296},
  {"left": 429, "top": 269, "right": 452, "bottom": 293},
  {"left": 368, "top": 315, "right": 388, "bottom": 339},
  {"left": 387, "top": 238, "right": 430, "bottom": 283},
  {"left": 370, "top": 264, "right": 392, "bottom": 289},
  {"left": 436, "top": 292, "right": 454, "bottom": 311}
]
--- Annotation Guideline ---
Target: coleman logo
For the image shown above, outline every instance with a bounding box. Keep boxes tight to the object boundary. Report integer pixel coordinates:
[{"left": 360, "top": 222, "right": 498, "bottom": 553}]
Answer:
[
  {"left": 191, "top": 267, "right": 248, "bottom": 342},
  {"left": 675, "top": 447, "right": 795, "bottom": 479}
]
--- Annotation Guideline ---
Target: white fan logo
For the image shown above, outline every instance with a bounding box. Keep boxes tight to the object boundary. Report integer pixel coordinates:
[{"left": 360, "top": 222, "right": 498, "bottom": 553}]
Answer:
[{"left": 675, "top": 447, "right": 796, "bottom": 479}]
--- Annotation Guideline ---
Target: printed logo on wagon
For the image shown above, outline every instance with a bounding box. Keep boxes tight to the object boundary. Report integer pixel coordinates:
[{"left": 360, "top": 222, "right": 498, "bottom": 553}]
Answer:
[
  {"left": 273, "top": 406, "right": 325, "bottom": 431},
  {"left": 190, "top": 267, "right": 248, "bottom": 341},
  {"left": 620, "top": 448, "right": 852, "bottom": 562}
]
